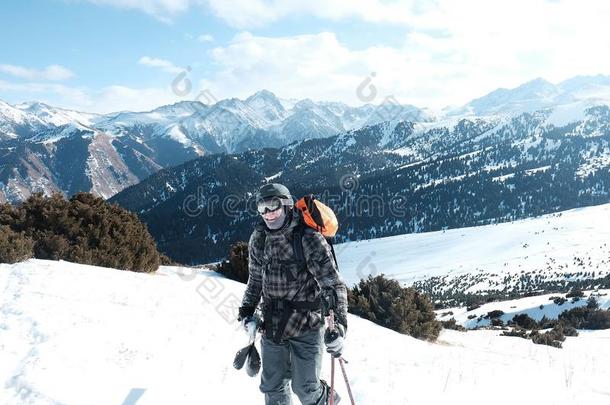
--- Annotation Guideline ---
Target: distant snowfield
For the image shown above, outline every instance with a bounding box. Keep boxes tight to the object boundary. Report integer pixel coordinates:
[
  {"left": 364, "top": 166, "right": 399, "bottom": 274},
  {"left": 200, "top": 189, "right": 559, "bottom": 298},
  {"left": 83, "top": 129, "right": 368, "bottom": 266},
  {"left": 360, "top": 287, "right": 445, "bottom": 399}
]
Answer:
[
  {"left": 439, "top": 289, "right": 610, "bottom": 329},
  {"left": 1, "top": 259, "right": 610, "bottom": 405},
  {"left": 335, "top": 203, "right": 610, "bottom": 292}
]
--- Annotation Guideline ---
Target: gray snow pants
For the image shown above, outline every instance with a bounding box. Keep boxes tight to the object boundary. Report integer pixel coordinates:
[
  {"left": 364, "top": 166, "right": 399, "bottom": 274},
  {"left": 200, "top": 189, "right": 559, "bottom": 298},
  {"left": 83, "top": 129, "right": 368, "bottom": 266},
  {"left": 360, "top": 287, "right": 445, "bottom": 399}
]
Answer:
[{"left": 259, "top": 327, "right": 340, "bottom": 405}]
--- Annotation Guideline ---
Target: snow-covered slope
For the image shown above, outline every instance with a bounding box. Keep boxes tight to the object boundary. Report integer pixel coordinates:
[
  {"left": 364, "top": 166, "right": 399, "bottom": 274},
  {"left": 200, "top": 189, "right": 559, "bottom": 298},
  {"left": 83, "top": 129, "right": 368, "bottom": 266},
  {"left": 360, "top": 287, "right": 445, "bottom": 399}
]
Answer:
[
  {"left": 335, "top": 203, "right": 610, "bottom": 292},
  {"left": 0, "top": 100, "right": 45, "bottom": 140},
  {"left": 439, "top": 289, "right": 610, "bottom": 329},
  {"left": 450, "top": 74, "right": 610, "bottom": 117},
  {"left": 1, "top": 259, "right": 609, "bottom": 405},
  {"left": 15, "top": 102, "right": 99, "bottom": 127},
  {"left": 245, "top": 89, "right": 289, "bottom": 122},
  {"left": 0, "top": 91, "right": 433, "bottom": 204}
]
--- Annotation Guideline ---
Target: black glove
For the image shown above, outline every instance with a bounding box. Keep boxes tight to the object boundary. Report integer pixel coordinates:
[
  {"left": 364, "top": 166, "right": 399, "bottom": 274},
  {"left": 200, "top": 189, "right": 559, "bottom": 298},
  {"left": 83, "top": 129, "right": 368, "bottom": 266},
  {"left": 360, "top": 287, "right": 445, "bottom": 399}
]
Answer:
[
  {"left": 238, "top": 306, "right": 255, "bottom": 322},
  {"left": 238, "top": 306, "right": 260, "bottom": 337}
]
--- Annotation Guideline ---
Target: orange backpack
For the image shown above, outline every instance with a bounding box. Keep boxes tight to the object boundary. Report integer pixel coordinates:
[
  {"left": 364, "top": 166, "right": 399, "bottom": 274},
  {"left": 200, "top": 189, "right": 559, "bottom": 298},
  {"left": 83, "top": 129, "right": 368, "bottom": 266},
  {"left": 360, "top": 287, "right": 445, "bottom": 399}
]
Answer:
[
  {"left": 295, "top": 195, "right": 339, "bottom": 237},
  {"left": 294, "top": 195, "right": 339, "bottom": 266}
]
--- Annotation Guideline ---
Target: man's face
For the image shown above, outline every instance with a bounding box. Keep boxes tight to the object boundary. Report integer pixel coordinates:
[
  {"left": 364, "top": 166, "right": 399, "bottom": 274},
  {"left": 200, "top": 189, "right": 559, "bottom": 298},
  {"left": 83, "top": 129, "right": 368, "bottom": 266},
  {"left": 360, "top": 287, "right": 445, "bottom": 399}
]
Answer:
[
  {"left": 261, "top": 206, "right": 283, "bottom": 221},
  {"left": 258, "top": 197, "right": 284, "bottom": 221}
]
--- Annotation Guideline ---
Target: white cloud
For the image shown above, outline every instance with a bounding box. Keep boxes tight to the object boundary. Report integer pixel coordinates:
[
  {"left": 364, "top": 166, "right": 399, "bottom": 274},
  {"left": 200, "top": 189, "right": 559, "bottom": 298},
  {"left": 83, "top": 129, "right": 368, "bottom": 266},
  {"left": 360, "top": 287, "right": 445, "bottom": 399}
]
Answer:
[
  {"left": 0, "top": 80, "right": 91, "bottom": 109},
  {"left": 0, "top": 64, "right": 74, "bottom": 81},
  {"left": 79, "top": 0, "right": 421, "bottom": 26},
  {"left": 0, "top": 80, "right": 183, "bottom": 114},
  {"left": 198, "top": 1, "right": 610, "bottom": 109},
  {"left": 90, "top": 85, "right": 184, "bottom": 112},
  {"left": 7, "top": 1, "right": 610, "bottom": 111},
  {"left": 203, "top": 32, "right": 360, "bottom": 101},
  {"left": 200, "top": 31, "right": 465, "bottom": 108},
  {"left": 201, "top": 31, "right": 445, "bottom": 107},
  {"left": 138, "top": 56, "right": 184, "bottom": 74},
  {"left": 205, "top": 0, "right": 418, "bottom": 28},
  {"left": 75, "top": 0, "right": 610, "bottom": 106},
  {"left": 82, "top": 0, "right": 193, "bottom": 22},
  {"left": 399, "top": 0, "right": 610, "bottom": 99},
  {"left": 197, "top": 34, "right": 214, "bottom": 43}
]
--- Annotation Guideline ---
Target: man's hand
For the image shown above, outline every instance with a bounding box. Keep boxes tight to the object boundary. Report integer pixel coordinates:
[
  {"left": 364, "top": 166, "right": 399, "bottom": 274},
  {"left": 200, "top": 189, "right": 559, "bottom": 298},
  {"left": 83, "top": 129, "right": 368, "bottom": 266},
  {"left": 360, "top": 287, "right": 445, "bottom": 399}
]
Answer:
[
  {"left": 324, "top": 323, "right": 345, "bottom": 358},
  {"left": 238, "top": 306, "right": 258, "bottom": 337},
  {"left": 242, "top": 316, "right": 258, "bottom": 336},
  {"left": 238, "top": 305, "right": 255, "bottom": 322}
]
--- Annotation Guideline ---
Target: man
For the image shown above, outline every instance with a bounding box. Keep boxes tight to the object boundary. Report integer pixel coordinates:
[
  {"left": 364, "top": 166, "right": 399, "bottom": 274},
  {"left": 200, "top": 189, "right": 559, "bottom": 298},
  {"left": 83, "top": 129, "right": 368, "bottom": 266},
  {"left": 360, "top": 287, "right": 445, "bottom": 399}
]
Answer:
[{"left": 238, "top": 183, "right": 348, "bottom": 405}]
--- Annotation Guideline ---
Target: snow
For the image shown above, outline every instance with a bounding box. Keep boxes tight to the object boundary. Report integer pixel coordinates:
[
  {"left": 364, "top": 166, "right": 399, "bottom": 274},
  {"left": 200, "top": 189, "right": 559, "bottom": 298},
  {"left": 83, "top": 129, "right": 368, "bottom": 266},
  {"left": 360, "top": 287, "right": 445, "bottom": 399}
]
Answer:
[
  {"left": 559, "top": 75, "right": 610, "bottom": 105},
  {"left": 432, "top": 75, "right": 610, "bottom": 121},
  {"left": 545, "top": 101, "right": 588, "bottom": 127},
  {"left": 443, "top": 75, "right": 610, "bottom": 119},
  {"left": 0, "top": 101, "right": 27, "bottom": 124},
  {"left": 165, "top": 182, "right": 176, "bottom": 193},
  {"left": 1, "top": 93, "right": 430, "bottom": 155},
  {"left": 396, "top": 160, "right": 421, "bottom": 170},
  {"left": 264, "top": 171, "right": 283, "bottom": 182},
  {"left": 36, "top": 123, "right": 93, "bottom": 144},
  {"left": 343, "top": 137, "right": 356, "bottom": 148},
  {"left": 244, "top": 90, "right": 286, "bottom": 124},
  {"left": 1, "top": 259, "right": 610, "bottom": 404},
  {"left": 524, "top": 165, "right": 551, "bottom": 175},
  {"left": 376, "top": 121, "right": 399, "bottom": 147},
  {"left": 414, "top": 173, "right": 470, "bottom": 191},
  {"left": 492, "top": 172, "right": 515, "bottom": 182},
  {"left": 0, "top": 101, "right": 44, "bottom": 138},
  {"left": 439, "top": 290, "right": 610, "bottom": 329},
  {"left": 388, "top": 146, "right": 415, "bottom": 156},
  {"left": 167, "top": 125, "right": 192, "bottom": 147},
  {"left": 335, "top": 203, "right": 610, "bottom": 290},
  {"left": 576, "top": 148, "right": 610, "bottom": 178},
  {"left": 15, "top": 102, "right": 99, "bottom": 127}
]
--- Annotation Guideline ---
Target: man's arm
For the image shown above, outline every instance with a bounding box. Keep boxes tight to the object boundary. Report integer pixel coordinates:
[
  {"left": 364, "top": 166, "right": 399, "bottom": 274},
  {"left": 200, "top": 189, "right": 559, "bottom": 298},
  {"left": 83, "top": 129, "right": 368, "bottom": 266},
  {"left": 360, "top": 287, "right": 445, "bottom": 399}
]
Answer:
[
  {"left": 301, "top": 231, "right": 348, "bottom": 329},
  {"left": 238, "top": 230, "right": 265, "bottom": 320}
]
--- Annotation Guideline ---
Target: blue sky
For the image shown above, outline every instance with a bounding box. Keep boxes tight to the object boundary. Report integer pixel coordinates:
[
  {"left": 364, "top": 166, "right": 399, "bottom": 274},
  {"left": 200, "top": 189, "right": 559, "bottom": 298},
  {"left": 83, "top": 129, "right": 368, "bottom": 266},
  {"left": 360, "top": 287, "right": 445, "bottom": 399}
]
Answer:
[{"left": 1, "top": 0, "right": 609, "bottom": 113}]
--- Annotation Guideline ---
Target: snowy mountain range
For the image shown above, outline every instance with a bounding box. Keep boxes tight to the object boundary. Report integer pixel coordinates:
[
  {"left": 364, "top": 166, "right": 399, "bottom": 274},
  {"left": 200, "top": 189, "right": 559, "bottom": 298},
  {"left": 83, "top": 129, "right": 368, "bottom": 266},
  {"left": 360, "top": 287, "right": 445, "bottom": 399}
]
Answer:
[
  {"left": 2, "top": 74, "right": 610, "bottom": 206},
  {"left": 109, "top": 98, "right": 610, "bottom": 263},
  {"left": 0, "top": 90, "right": 431, "bottom": 203},
  {"left": 447, "top": 74, "right": 610, "bottom": 117}
]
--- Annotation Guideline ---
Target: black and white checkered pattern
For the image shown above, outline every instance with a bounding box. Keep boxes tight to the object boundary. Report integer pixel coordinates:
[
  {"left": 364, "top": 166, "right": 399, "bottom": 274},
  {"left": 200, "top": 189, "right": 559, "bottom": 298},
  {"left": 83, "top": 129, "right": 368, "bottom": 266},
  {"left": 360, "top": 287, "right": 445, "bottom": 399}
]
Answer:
[{"left": 241, "top": 209, "right": 348, "bottom": 341}]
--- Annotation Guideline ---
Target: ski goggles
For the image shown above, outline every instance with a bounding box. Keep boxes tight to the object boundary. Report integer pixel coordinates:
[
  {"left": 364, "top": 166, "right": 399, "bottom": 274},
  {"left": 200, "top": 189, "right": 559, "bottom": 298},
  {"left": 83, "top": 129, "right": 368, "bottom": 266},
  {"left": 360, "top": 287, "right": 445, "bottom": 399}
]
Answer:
[{"left": 257, "top": 198, "right": 283, "bottom": 215}]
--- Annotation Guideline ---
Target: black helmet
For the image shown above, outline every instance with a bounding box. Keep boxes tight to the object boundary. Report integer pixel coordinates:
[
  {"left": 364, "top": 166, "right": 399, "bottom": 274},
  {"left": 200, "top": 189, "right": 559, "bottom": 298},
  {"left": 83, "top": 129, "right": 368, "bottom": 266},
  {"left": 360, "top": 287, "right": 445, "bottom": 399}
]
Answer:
[{"left": 255, "top": 183, "right": 293, "bottom": 206}]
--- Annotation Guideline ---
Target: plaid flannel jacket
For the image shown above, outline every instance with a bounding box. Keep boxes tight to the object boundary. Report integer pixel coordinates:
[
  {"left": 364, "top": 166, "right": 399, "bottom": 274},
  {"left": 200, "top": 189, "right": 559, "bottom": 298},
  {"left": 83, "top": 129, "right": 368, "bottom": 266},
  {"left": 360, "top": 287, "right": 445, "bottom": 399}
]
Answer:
[{"left": 241, "top": 209, "right": 348, "bottom": 341}]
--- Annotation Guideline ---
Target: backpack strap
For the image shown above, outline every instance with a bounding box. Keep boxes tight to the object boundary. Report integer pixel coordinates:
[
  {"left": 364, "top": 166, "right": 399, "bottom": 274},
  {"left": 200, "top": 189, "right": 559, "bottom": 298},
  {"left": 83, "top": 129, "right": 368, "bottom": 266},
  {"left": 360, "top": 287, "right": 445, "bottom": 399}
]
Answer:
[
  {"left": 326, "top": 236, "right": 338, "bottom": 267},
  {"left": 293, "top": 212, "right": 338, "bottom": 269},
  {"left": 292, "top": 222, "right": 306, "bottom": 268}
]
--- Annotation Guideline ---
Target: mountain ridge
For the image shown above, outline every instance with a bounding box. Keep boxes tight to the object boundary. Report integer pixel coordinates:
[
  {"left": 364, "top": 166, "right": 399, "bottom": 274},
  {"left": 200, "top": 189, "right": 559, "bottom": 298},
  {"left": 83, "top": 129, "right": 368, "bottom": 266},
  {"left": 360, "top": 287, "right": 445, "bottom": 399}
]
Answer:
[
  {"left": 109, "top": 104, "right": 610, "bottom": 263},
  {"left": 3, "top": 75, "right": 610, "bottom": 205}
]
